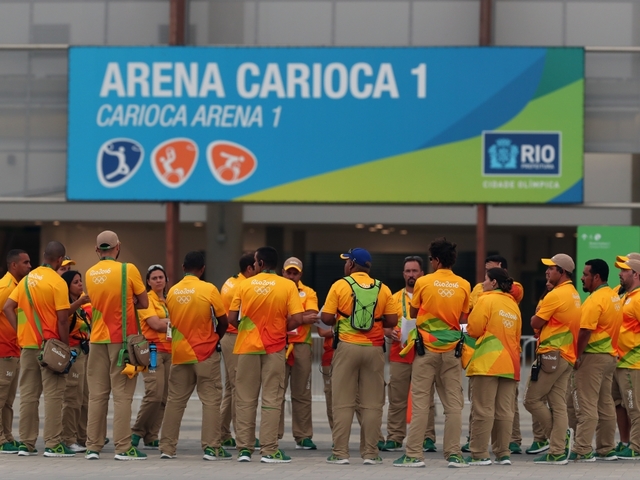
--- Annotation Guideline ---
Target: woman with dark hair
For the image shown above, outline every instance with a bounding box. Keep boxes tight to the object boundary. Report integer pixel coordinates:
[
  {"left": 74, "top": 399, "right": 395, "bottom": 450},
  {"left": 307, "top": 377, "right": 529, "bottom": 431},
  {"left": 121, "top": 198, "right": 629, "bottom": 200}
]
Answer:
[
  {"left": 131, "top": 264, "right": 171, "bottom": 450},
  {"left": 464, "top": 267, "right": 521, "bottom": 466},
  {"left": 60, "top": 270, "right": 91, "bottom": 453}
]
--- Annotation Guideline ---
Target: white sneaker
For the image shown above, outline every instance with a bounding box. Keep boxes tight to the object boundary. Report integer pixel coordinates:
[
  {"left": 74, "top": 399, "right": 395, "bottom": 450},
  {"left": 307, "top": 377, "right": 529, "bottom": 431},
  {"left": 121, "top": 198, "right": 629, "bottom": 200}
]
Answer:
[{"left": 69, "top": 443, "right": 87, "bottom": 453}]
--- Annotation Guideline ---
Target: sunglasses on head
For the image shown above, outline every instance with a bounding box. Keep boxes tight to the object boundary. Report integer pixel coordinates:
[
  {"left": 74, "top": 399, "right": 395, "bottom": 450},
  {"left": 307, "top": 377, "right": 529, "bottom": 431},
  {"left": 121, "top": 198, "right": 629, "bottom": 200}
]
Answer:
[{"left": 148, "top": 264, "right": 164, "bottom": 272}]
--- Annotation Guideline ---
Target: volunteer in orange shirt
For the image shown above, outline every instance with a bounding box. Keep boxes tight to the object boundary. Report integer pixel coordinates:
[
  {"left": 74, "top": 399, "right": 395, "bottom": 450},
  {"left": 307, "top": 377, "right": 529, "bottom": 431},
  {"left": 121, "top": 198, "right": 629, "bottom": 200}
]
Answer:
[
  {"left": 612, "top": 258, "right": 640, "bottom": 459},
  {"left": 321, "top": 248, "right": 397, "bottom": 465},
  {"left": 380, "top": 255, "right": 437, "bottom": 453},
  {"left": 159, "top": 251, "right": 229, "bottom": 461},
  {"left": 228, "top": 246, "right": 304, "bottom": 464},
  {"left": 0, "top": 249, "right": 31, "bottom": 454},
  {"left": 219, "top": 252, "right": 256, "bottom": 449},
  {"left": 132, "top": 265, "right": 171, "bottom": 451},
  {"left": 84, "top": 230, "right": 148, "bottom": 461},
  {"left": 524, "top": 253, "right": 581, "bottom": 465},
  {"left": 568, "top": 259, "right": 621, "bottom": 461},
  {"left": 60, "top": 270, "right": 91, "bottom": 453},
  {"left": 278, "top": 257, "right": 319, "bottom": 450},
  {"left": 57, "top": 256, "right": 76, "bottom": 276},
  {"left": 4, "top": 241, "right": 71, "bottom": 457},
  {"left": 394, "top": 238, "right": 470, "bottom": 468},
  {"left": 465, "top": 268, "right": 521, "bottom": 466}
]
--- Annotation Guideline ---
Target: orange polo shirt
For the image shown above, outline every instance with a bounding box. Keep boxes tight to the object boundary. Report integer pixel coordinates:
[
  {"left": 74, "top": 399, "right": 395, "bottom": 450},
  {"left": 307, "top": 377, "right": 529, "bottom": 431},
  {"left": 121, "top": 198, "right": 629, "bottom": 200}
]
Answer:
[
  {"left": 0, "top": 272, "right": 19, "bottom": 357},
  {"left": 220, "top": 272, "right": 247, "bottom": 335},
  {"left": 138, "top": 290, "right": 171, "bottom": 354}
]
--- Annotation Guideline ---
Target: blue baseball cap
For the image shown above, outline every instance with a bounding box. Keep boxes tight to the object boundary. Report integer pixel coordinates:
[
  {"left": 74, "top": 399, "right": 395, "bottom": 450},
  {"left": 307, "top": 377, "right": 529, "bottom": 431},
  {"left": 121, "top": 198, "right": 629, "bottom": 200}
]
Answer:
[{"left": 340, "top": 248, "right": 372, "bottom": 267}]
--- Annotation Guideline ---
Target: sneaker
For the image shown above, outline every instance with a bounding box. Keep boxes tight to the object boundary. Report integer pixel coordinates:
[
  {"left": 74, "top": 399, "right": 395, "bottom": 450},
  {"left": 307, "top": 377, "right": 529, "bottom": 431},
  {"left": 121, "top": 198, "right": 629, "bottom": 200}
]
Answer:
[
  {"left": 615, "top": 442, "right": 629, "bottom": 453},
  {"left": 533, "top": 453, "right": 568, "bottom": 465},
  {"left": 363, "top": 456, "right": 383, "bottom": 465},
  {"left": 616, "top": 446, "right": 640, "bottom": 460},
  {"left": 160, "top": 452, "right": 176, "bottom": 459},
  {"left": 526, "top": 440, "right": 550, "bottom": 454},
  {"left": 261, "top": 449, "right": 291, "bottom": 463},
  {"left": 326, "top": 454, "right": 350, "bottom": 465},
  {"left": 130, "top": 434, "right": 141, "bottom": 447},
  {"left": 380, "top": 440, "right": 403, "bottom": 452},
  {"left": 447, "top": 454, "right": 469, "bottom": 468},
  {"left": 565, "top": 428, "right": 574, "bottom": 455},
  {"left": 17, "top": 443, "right": 38, "bottom": 456},
  {"left": 68, "top": 443, "right": 87, "bottom": 453},
  {"left": 496, "top": 455, "right": 511, "bottom": 465},
  {"left": 595, "top": 450, "right": 618, "bottom": 461},
  {"left": 203, "top": 446, "right": 232, "bottom": 461},
  {"left": 568, "top": 451, "right": 595, "bottom": 462},
  {"left": 0, "top": 442, "right": 19, "bottom": 454},
  {"left": 44, "top": 443, "right": 76, "bottom": 458},
  {"left": 464, "top": 456, "right": 491, "bottom": 466},
  {"left": 114, "top": 446, "right": 147, "bottom": 460},
  {"left": 296, "top": 438, "right": 317, "bottom": 450},
  {"left": 461, "top": 437, "right": 470, "bottom": 453},
  {"left": 221, "top": 438, "right": 237, "bottom": 450},
  {"left": 254, "top": 438, "right": 260, "bottom": 448},
  {"left": 85, "top": 450, "right": 100, "bottom": 460},
  {"left": 238, "top": 448, "right": 252, "bottom": 462},
  {"left": 143, "top": 440, "right": 159, "bottom": 450},
  {"left": 392, "top": 454, "right": 424, "bottom": 468},
  {"left": 104, "top": 438, "right": 110, "bottom": 445},
  {"left": 509, "top": 442, "right": 522, "bottom": 454},
  {"left": 422, "top": 438, "right": 437, "bottom": 452},
  {"left": 377, "top": 440, "right": 385, "bottom": 450}
]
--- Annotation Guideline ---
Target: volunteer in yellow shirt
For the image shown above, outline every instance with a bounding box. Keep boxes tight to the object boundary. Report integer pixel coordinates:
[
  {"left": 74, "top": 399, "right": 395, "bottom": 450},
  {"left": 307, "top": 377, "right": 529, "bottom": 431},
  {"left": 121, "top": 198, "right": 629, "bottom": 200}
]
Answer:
[
  {"left": 395, "top": 238, "right": 470, "bottom": 468},
  {"left": 613, "top": 253, "right": 640, "bottom": 297},
  {"left": 321, "top": 248, "right": 397, "bottom": 466},
  {"left": 465, "top": 268, "right": 521, "bottom": 466},
  {"left": 84, "top": 230, "right": 148, "bottom": 461},
  {"left": 131, "top": 265, "right": 171, "bottom": 451},
  {"left": 0, "top": 249, "right": 31, "bottom": 454},
  {"left": 568, "top": 259, "right": 621, "bottom": 461},
  {"left": 612, "top": 258, "right": 640, "bottom": 459},
  {"left": 159, "top": 251, "right": 229, "bottom": 461},
  {"left": 4, "top": 241, "right": 71, "bottom": 457},
  {"left": 469, "top": 255, "right": 524, "bottom": 310},
  {"left": 525, "top": 253, "right": 581, "bottom": 465},
  {"left": 278, "top": 257, "right": 319, "bottom": 450},
  {"left": 219, "top": 252, "right": 256, "bottom": 449},
  {"left": 228, "top": 247, "right": 304, "bottom": 464}
]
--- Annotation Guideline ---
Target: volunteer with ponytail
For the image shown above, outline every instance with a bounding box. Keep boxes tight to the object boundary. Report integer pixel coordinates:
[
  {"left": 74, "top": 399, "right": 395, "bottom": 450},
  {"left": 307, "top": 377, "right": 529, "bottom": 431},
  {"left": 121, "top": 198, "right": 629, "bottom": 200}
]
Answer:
[
  {"left": 131, "top": 265, "right": 171, "bottom": 450},
  {"left": 465, "top": 268, "right": 521, "bottom": 466}
]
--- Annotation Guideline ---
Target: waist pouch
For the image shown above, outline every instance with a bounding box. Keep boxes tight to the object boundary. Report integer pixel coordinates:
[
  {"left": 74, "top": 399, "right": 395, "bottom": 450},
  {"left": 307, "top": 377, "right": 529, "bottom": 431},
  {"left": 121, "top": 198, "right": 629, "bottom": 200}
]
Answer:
[
  {"left": 126, "top": 334, "right": 150, "bottom": 367},
  {"left": 40, "top": 338, "right": 71, "bottom": 373},
  {"left": 540, "top": 349, "right": 561, "bottom": 374}
]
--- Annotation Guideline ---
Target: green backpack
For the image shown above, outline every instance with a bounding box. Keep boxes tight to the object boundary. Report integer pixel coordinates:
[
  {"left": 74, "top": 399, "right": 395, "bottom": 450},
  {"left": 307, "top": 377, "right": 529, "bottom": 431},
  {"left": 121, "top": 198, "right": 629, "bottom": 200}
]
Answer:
[{"left": 343, "top": 276, "right": 381, "bottom": 332}]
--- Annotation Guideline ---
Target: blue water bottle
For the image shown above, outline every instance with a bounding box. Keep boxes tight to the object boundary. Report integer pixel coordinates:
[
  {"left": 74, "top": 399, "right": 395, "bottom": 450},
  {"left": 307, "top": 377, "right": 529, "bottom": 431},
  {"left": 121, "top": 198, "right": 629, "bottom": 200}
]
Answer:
[{"left": 149, "top": 343, "right": 157, "bottom": 371}]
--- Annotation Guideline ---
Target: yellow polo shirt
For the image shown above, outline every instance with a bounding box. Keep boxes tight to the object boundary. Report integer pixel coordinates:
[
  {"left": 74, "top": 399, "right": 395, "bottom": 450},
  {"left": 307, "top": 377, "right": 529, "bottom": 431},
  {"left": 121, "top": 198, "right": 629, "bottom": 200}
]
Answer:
[{"left": 581, "top": 284, "right": 622, "bottom": 357}]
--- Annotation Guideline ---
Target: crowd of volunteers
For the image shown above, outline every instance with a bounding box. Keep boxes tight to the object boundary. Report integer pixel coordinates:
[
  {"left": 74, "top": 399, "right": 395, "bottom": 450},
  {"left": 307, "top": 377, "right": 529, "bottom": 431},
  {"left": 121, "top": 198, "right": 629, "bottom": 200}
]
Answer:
[{"left": 0, "top": 231, "right": 634, "bottom": 467}]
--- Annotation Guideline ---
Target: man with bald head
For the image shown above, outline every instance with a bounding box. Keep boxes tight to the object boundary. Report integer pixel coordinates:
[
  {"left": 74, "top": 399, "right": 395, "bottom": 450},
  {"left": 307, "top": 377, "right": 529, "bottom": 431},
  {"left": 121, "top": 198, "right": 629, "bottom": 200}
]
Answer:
[{"left": 4, "top": 241, "right": 71, "bottom": 457}]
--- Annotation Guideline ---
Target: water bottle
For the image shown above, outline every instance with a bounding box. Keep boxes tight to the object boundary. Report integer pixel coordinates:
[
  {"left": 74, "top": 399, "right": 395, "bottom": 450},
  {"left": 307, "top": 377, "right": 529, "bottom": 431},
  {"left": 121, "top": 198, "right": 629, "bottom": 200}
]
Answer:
[{"left": 149, "top": 343, "right": 157, "bottom": 371}]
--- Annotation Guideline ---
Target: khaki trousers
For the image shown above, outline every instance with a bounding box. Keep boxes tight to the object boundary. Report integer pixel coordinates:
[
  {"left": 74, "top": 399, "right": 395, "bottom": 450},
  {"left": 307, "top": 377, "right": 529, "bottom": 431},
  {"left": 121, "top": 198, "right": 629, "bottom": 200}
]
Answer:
[
  {"left": 570, "top": 354, "right": 617, "bottom": 455},
  {"left": 86, "top": 343, "right": 138, "bottom": 454},
  {"left": 279, "top": 343, "right": 313, "bottom": 442},
  {"left": 406, "top": 349, "right": 463, "bottom": 460},
  {"left": 19, "top": 348, "right": 67, "bottom": 449},
  {"left": 511, "top": 384, "right": 522, "bottom": 445},
  {"left": 159, "top": 352, "right": 223, "bottom": 456},
  {"left": 62, "top": 350, "right": 87, "bottom": 445},
  {"left": 469, "top": 375, "right": 516, "bottom": 459},
  {"left": 235, "top": 350, "right": 286, "bottom": 456},
  {"left": 331, "top": 342, "right": 385, "bottom": 460},
  {"left": 523, "top": 356, "right": 571, "bottom": 455},
  {"left": 132, "top": 351, "right": 171, "bottom": 444},
  {"left": 0, "top": 357, "right": 19, "bottom": 444},
  {"left": 77, "top": 359, "right": 89, "bottom": 445},
  {"left": 322, "top": 365, "right": 333, "bottom": 431},
  {"left": 614, "top": 368, "right": 640, "bottom": 452},
  {"left": 386, "top": 361, "right": 436, "bottom": 443},
  {"left": 220, "top": 333, "right": 238, "bottom": 442}
]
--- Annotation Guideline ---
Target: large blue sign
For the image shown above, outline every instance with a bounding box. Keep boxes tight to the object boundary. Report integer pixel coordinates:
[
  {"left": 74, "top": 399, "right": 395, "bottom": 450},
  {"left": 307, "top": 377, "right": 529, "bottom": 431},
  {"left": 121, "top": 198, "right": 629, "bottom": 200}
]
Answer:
[{"left": 67, "top": 46, "right": 584, "bottom": 203}]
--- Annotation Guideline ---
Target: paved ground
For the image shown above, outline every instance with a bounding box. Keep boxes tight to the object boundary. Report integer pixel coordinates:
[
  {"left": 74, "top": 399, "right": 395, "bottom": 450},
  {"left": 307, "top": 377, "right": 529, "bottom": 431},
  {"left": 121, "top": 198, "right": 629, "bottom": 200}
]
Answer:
[{"left": 0, "top": 397, "right": 634, "bottom": 479}]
